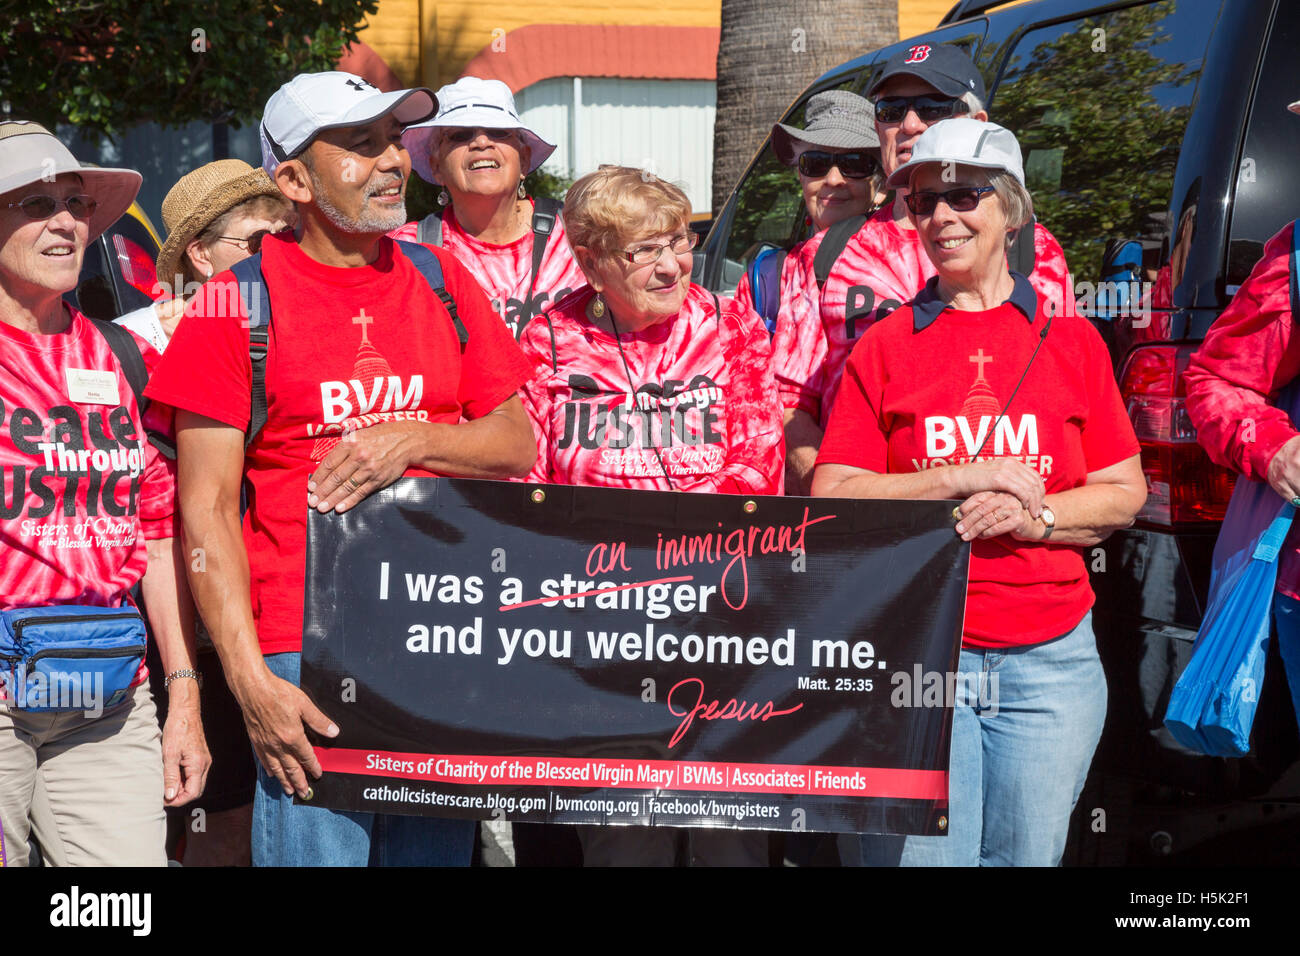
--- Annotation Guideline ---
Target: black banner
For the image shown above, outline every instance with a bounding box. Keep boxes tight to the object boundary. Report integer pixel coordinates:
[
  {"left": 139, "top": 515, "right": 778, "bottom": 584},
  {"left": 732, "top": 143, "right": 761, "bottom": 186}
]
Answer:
[{"left": 302, "top": 478, "right": 968, "bottom": 834}]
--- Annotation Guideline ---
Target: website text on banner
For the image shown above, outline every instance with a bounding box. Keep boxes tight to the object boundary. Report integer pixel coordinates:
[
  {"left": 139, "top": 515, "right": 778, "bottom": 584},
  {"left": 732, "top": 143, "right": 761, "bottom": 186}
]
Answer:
[{"left": 300, "top": 478, "right": 970, "bottom": 835}]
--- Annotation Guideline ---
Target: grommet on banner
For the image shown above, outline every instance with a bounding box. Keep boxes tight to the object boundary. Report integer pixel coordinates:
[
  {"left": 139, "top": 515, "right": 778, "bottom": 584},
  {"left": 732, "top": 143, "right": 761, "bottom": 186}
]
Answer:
[
  {"left": 530, "top": 488, "right": 546, "bottom": 503},
  {"left": 743, "top": 500, "right": 758, "bottom": 514},
  {"left": 951, "top": 506, "right": 961, "bottom": 523},
  {"left": 303, "top": 787, "right": 315, "bottom": 801},
  {"left": 937, "top": 815, "right": 947, "bottom": 830}
]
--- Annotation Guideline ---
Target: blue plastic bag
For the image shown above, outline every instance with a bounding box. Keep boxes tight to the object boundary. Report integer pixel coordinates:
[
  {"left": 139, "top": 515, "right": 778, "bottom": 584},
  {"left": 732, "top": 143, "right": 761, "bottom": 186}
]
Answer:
[{"left": 1165, "top": 221, "right": 1300, "bottom": 755}]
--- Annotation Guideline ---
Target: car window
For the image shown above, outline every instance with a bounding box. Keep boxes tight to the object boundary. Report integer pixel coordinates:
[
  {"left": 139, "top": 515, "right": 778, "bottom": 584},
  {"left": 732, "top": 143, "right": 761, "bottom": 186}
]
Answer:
[
  {"left": 991, "top": 0, "right": 1216, "bottom": 285},
  {"left": 1226, "top": 1, "right": 1300, "bottom": 291}
]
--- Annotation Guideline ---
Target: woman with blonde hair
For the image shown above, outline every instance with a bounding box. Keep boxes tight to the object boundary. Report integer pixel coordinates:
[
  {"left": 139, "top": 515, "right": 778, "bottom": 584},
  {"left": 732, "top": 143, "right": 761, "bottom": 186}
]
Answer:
[{"left": 519, "top": 166, "right": 783, "bottom": 865}]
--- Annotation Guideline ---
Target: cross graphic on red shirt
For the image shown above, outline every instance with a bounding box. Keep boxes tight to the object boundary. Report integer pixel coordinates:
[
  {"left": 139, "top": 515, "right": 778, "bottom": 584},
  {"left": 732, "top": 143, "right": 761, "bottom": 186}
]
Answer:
[
  {"left": 969, "top": 348, "right": 993, "bottom": 379},
  {"left": 353, "top": 308, "right": 373, "bottom": 342}
]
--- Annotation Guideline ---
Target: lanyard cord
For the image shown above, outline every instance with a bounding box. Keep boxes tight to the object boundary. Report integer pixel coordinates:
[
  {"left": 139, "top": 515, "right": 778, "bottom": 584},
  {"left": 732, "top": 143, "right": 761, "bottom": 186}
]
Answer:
[
  {"left": 609, "top": 310, "right": 677, "bottom": 491},
  {"left": 971, "top": 307, "right": 1053, "bottom": 460}
]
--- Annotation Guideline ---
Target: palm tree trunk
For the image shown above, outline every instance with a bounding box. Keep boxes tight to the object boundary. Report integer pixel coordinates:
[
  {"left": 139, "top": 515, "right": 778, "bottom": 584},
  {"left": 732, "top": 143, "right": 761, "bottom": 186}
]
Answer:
[{"left": 713, "top": 0, "right": 898, "bottom": 213}]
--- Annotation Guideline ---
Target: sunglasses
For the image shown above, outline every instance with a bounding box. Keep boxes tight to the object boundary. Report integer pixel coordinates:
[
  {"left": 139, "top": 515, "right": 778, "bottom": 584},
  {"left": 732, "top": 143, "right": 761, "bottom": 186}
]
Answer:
[
  {"left": 796, "top": 150, "right": 878, "bottom": 180},
  {"left": 7, "top": 194, "right": 98, "bottom": 221},
  {"left": 444, "top": 127, "right": 518, "bottom": 145},
  {"left": 216, "top": 230, "right": 273, "bottom": 254},
  {"left": 904, "top": 185, "right": 997, "bottom": 216},
  {"left": 874, "top": 95, "right": 970, "bottom": 124}
]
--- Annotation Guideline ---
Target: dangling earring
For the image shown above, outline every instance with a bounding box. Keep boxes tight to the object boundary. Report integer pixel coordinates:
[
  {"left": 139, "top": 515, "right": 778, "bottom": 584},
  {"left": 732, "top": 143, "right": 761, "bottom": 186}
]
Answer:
[
  {"left": 436, "top": 188, "right": 450, "bottom": 207},
  {"left": 591, "top": 294, "right": 606, "bottom": 320},
  {"left": 517, "top": 178, "right": 527, "bottom": 200}
]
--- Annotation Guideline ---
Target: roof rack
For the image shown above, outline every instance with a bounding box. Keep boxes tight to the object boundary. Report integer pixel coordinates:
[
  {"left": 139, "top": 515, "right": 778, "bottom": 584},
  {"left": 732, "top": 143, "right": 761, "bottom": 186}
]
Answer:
[{"left": 939, "top": 0, "right": 1016, "bottom": 25}]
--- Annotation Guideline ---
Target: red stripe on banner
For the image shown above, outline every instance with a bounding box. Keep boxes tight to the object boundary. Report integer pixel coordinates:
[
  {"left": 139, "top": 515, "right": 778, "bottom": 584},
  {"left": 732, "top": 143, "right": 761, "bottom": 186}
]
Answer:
[{"left": 313, "top": 748, "right": 946, "bottom": 800}]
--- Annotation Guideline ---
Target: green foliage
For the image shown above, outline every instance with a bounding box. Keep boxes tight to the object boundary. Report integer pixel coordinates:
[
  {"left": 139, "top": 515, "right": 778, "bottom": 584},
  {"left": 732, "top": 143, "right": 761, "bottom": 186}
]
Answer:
[
  {"left": 524, "top": 167, "right": 574, "bottom": 202},
  {"left": 0, "top": 0, "right": 378, "bottom": 141},
  {"left": 995, "top": 1, "right": 1197, "bottom": 279}
]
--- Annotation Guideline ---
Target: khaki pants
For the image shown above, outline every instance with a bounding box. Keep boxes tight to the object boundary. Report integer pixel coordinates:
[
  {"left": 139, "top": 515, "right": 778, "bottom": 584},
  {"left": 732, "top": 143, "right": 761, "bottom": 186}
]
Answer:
[{"left": 0, "top": 682, "right": 166, "bottom": 867}]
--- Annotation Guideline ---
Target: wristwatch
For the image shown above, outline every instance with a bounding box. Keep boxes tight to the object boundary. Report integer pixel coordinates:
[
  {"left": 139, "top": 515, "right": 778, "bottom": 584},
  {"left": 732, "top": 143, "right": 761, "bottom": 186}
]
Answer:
[{"left": 1040, "top": 505, "right": 1056, "bottom": 540}]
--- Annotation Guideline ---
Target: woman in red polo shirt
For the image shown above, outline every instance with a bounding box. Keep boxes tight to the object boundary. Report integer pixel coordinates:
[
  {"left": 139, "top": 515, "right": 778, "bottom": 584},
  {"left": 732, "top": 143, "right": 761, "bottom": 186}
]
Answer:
[{"left": 813, "top": 119, "right": 1145, "bottom": 867}]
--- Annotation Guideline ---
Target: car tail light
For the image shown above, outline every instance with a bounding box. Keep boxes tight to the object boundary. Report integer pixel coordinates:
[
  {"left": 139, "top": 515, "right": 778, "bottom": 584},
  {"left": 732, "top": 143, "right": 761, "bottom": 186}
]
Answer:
[
  {"left": 112, "top": 233, "right": 164, "bottom": 300},
  {"left": 1119, "top": 344, "right": 1236, "bottom": 526}
]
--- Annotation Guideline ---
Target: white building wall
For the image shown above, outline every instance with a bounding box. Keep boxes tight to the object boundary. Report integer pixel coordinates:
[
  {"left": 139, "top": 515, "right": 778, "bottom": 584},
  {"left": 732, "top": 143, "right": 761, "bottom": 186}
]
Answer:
[{"left": 517, "top": 77, "right": 716, "bottom": 214}]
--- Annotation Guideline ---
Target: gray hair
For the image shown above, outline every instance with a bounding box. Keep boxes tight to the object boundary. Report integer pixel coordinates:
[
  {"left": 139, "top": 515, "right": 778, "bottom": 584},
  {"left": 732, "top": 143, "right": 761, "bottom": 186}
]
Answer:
[
  {"left": 986, "top": 169, "right": 1034, "bottom": 237},
  {"left": 959, "top": 91, "right": 985, "bottom": 116}
]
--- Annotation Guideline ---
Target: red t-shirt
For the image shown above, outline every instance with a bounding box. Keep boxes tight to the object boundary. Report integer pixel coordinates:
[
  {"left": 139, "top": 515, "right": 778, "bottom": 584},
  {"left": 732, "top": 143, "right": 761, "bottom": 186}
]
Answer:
[
  {"left": 390, "top": 201, "right": 586, "bottom": 340},
  {"left": 519, "top": 285, "right": 784, "bottom": 494},
  {"left": 146, "top": 233, "right": 535, "bottom": 655},
  {"left": 0, "top": 306, "right": 174, "bottom": 610},
  {"left": 818, "top": 277, "right": 1138, "bottom": 648},
  {"left": 773, "top": 205, "right": 1073, "bottom": 428}
]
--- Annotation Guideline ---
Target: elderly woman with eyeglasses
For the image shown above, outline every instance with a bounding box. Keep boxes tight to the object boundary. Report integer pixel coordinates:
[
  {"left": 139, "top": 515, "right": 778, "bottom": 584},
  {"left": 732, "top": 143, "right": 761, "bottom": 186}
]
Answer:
[
  {"left": 0, "top": 120, "right": 208, "bottom": 866},
  {"left": 392, "top": 76, "right": 585, "bottom": 340},
  {"left": 519, "top": 166, "right": 783, "bottom": 865},
  {"left": 116, "top": 160, "right": 294, "bottom": 353},
  {"left": 813, "top": 120, "right": 1145, "bottom": 867}
]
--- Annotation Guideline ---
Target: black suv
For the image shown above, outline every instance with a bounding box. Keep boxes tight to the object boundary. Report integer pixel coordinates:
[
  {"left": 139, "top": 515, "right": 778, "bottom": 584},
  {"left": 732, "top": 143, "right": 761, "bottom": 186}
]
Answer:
[{"left": 699, "top": 0, "right": 1300, "bottom": 864}]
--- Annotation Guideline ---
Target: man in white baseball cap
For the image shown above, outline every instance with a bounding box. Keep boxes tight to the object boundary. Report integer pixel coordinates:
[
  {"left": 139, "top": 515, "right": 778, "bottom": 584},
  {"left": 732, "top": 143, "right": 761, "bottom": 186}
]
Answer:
[{"left": 149, "top": 71, "right": 539, "bottom": 867}]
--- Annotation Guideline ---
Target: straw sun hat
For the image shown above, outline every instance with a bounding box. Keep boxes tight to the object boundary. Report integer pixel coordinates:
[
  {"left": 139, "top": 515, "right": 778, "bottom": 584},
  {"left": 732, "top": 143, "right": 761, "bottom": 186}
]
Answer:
[{"left": 155, "top": 159, "right": 284, "bottom": 285}]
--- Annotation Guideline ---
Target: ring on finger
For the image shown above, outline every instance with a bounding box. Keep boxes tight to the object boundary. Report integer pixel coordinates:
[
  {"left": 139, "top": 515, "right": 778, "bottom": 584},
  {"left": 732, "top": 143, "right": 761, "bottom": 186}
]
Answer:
[{"left": 344, "top": 476, "right": 361, "bottom": 493}]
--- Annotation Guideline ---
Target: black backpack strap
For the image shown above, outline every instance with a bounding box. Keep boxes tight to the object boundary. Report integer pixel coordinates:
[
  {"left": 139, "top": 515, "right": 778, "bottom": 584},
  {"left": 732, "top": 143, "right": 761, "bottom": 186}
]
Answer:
[
  {"left": 395, "top": 240, "right": 469, "bottom": 350},
  {"left": 416, "top": 210, "right": 444, "bottom": 247},
  {"left": 814, "top": 214, "right": 868, "bottom": 290},
  {"left": 92, "top": 318, "right": 176, "bottom": 459},
  {"left": 1008, "top": 218, "right": 1037, "bottom": 278},
  {"left": 231, "top": 255, "right": 271, "bottom": 451},
  {"left": 526, "top": 197, "right": 562, "bottom": 304}
]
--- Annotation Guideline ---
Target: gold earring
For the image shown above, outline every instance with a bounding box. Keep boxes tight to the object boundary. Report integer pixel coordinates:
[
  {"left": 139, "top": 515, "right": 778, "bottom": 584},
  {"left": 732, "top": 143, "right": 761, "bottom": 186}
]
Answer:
[{"left": 591, "top": 294, "right": 606, "bottom": 319}]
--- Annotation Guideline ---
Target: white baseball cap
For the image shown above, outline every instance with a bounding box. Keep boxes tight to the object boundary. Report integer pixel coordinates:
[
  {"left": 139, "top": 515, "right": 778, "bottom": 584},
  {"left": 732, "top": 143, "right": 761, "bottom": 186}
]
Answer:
[
  {"left": 259, "top": 71, "right": 437, "bottom": 176},
  {"left": 401, "top": 76, "right": 557, "bottom": 186},
  {"left": 886, "top": 117, "right": 1025, "bottom": 189}
]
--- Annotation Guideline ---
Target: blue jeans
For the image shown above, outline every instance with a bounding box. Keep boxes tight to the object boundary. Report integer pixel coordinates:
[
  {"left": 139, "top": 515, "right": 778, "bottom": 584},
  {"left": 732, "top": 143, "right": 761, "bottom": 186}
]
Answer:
[
  {"left": 251, "top": 652, "right": 475, "bottom": 867},
  {"left": 859, "top": 612, "right": 1106, "bottom": 866}
]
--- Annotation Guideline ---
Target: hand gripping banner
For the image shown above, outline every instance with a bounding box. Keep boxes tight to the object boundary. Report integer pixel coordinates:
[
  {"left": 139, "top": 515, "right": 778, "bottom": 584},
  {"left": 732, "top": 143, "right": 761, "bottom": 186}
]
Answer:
[{"left": 302, "top": 478, "right": 969, "bottom": 835}]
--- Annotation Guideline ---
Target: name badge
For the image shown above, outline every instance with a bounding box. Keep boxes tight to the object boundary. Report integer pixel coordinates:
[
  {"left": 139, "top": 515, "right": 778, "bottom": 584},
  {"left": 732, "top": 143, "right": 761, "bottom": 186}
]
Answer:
[{"left": 65, "top": 368, "right": 120, "bottom": 406}]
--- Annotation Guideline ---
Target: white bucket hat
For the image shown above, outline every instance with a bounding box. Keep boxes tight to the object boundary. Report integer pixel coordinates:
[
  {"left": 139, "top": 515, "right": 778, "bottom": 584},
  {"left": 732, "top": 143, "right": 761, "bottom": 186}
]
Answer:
[
  {"left": 886, "top": 117, "right": 1025, "bottom": 189},
  {"left": 259, "top": 71, "right": 437, "bottom": 176},
  {"left": 0, "top": 120, "right": 141, "bottom": 242},
  {"left": 401, "top": 76, "right": 557, "bottom": 186}
]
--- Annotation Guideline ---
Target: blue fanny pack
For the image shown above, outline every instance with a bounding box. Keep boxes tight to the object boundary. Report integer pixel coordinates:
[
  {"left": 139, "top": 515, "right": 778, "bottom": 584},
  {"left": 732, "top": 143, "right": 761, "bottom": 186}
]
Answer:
[{"left": 0, "top": 605, "right": 147, "bottom": 713}]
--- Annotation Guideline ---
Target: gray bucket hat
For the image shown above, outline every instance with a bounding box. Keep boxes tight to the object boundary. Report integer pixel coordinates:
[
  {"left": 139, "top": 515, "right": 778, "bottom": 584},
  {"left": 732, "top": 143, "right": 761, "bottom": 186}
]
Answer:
[
  {"left": 0, "top": 120, "right": 141, "bottom": 242},
  {"left": 771, "top": 90, "right": 880, "bottom": 166}
]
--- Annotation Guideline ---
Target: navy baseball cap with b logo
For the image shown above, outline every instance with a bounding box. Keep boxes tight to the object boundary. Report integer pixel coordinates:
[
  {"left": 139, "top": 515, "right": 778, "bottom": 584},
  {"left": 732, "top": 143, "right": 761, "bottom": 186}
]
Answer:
[{"left": 868, "top": 43, "right": 988, "bottom": 104}]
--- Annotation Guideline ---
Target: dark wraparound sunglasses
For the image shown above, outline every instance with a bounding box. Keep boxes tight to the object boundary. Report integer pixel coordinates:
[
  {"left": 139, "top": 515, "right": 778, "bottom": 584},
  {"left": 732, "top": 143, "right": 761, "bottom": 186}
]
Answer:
[
  {"left": 8, "top": 194, "right": 98, "bottom": 220},
  {"left": 796, "top": 150, "right": 878, "bottom": 180},
  {"left": 904, "top": 185, "right": 997, "bottom": 216},
  {"left": 874, "top": 95, "right": 970, "bottom": 124}
]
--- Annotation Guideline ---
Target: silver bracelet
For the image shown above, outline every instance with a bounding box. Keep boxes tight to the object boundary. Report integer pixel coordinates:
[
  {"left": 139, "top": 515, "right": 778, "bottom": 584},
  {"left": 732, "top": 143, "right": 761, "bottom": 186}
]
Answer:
[{"left": 164, "top": 668, "right": 203, "bottom": 690}]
